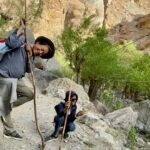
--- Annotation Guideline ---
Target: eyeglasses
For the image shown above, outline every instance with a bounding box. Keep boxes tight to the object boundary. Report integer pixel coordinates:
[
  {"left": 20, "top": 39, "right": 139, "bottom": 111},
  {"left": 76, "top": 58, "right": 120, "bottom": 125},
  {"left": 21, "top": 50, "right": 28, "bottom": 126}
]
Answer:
[{"left": 71, "top": 98, "right": 76, "bottom": 102}]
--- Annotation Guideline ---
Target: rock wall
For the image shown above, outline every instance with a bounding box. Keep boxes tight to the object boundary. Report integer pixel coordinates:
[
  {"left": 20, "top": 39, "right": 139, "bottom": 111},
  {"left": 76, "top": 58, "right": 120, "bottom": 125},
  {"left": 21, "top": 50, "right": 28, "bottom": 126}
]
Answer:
[
  {"left": 106, "top": 0, "right": 150, "bottom": 52},
  {"left": 0, "top": 0, "right": 41, "bottom": 29},
  {"left": 33, "top": 0, "right": 104, "bottom": 39},
  {"left": 105, "top": 0, "right": 150, "bottom": 28},
  {"left": 0, "top": 0, "right": 149, "bottom": 50}
]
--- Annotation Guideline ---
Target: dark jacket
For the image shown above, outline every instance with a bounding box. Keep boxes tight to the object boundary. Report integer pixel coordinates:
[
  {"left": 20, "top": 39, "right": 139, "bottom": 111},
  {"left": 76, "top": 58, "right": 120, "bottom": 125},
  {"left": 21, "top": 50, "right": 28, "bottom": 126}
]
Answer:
[{"left": 55, "top": 102, "right": 77, "bottom": 122}]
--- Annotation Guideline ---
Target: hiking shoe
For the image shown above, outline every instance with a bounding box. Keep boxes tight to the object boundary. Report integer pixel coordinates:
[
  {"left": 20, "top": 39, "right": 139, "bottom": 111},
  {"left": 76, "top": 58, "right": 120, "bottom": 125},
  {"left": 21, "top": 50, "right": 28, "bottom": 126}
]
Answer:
[
  {"left": 64, "top": 133, "right": 69, "bottom": 139},
  {"left": 44, "top": 133, "right": 58, "bottom": 141},
  {"left": 3, "top": 129, "right": 22, "bottom": 140}
]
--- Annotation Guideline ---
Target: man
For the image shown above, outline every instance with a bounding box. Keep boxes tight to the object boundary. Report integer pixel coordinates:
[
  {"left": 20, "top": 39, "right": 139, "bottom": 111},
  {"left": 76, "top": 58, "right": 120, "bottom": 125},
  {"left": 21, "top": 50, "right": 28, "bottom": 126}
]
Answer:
[
  {"left": 45, "top": 91, "right": 84, "bottom": 141},
  {"left": 0, "top": 19, "right": 55, "bottom": 139}
]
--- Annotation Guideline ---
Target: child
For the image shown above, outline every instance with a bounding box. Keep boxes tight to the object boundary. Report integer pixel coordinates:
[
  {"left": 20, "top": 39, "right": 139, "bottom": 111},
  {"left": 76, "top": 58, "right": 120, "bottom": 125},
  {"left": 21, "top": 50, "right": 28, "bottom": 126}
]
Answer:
[{"left": 45, "top": 91, "right": 84, "bottom": 141}]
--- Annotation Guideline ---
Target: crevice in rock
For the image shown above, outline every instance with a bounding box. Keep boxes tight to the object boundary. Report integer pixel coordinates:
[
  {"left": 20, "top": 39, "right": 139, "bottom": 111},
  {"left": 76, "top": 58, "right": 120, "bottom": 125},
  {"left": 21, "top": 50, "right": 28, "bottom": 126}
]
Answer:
[
  {"left": 103, "top": 0, "right": 109, "bottom": 28},
  {"left": 63, "top": 0, "right": 74, "bottom": 28}
]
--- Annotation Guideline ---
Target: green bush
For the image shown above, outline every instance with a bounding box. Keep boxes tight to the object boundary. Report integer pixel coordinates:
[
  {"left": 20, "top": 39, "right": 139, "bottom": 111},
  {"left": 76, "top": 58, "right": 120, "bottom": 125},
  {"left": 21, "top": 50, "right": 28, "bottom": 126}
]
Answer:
[
  {"left": 58, "top": 16, "right": 150, "bottom": 101},
  {"left": 54, "top": 51, "right": 74, "bottom": 78},
  {"left": 127, "top": 127, "right": 138, "bottom": 148},
  {"left": 61, "top": 66, "right": 73, "bottom": 78},
  {"left": 101, "top": 88, "right": 124, "bottom": 111}
]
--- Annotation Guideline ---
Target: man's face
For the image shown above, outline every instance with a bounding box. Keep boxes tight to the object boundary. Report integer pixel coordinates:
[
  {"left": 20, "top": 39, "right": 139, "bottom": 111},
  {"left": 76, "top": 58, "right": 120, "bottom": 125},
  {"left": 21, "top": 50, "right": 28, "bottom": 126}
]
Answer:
[
  {"left": 32, "top": 42, "right": 49, "bottom": 57},
  {"left": 71, "top": 96, "right": 77, "bottom": 106}
]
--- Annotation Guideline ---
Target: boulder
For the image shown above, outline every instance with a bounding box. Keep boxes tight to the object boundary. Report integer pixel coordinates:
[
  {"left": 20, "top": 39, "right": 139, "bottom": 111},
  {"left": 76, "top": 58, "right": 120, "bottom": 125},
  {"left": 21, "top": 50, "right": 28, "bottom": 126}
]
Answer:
[
  {"left": 33, "top": 69, "right": 58, "bottom": 90},
  {"left": 78, "top": 112, "right": 108, "bottom": 132},
  {"left": 105, "top": 107, "right": 138, "bottom": 131},
  {"left": 47, "top": 78, "right": 97, "bottom": 112},
  {"left": 34, "top": 57, "right": 46, "bottom": 70},
  {"left": 93, "top": 100, "right": 108, "bottom": 115},
  {"left": 132, "top": 100, "right": 150, "bottom": 132},
  {"left": 45, "top": 58, "right": 61, "bottom": 71}
]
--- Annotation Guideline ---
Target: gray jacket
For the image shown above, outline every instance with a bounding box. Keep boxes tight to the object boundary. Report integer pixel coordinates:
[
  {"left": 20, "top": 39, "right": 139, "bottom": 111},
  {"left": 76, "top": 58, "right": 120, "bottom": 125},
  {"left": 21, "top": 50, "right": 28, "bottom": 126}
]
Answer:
[{"left": 0, "top": 29, "right": 34, "bottom": 79}]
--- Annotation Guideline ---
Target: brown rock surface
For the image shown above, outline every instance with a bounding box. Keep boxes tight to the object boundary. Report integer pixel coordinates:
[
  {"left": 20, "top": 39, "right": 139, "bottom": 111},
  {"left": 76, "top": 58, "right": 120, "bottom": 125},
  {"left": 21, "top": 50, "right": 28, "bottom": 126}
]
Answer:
[
  {"left": 105, "top": 0, "right": 150, "bottom": 52},
  {"left": 108, "top": 14, "right": 150, "bottom": 51},
  {"left": 105, "top": 0, "right": 150, "bottom": 28},
  {"left": 0, "top": 0, "right": 149, "bottom": 51},
  {"left": 33, "top": 0, "right": 104, "bottom": 38}
]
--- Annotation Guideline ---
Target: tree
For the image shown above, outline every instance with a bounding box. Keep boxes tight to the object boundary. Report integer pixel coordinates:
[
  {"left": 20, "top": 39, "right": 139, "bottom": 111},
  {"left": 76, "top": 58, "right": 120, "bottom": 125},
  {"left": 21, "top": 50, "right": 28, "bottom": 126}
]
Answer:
[
  {"left": 59, "top": 17, "right": 149, "bottom": 102},
  {"left": 81, "top": 28, "right": 123, "bottom": 101},
  {"left": 125, "top": 54, "right": 150, "bottom": 100},
  {"left": 116, "top": 41, "right": 144, "bottom": 101},
  {"left": 59, "top": 17, "right": 92, "bottom": 83}
]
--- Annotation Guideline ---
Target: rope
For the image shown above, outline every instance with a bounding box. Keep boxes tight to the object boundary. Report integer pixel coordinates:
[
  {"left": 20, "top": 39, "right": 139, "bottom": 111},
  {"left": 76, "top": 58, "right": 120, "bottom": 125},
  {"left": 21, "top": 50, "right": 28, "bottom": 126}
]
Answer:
[
  {"left": 93, "top": 75, "right": 150, "bottom": 84},
  {"left": 24, "top": 0, "right": 45, "bottom": 149},
  {"left": 59, "top": 77, "right": 73, "bottom": 150}
]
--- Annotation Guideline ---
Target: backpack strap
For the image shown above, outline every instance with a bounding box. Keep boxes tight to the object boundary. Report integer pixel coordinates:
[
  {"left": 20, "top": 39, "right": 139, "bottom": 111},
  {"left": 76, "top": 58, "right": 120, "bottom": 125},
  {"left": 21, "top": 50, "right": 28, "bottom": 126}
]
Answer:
[{"left": 0, "top": 40, "right": 5, "bottom": 43}]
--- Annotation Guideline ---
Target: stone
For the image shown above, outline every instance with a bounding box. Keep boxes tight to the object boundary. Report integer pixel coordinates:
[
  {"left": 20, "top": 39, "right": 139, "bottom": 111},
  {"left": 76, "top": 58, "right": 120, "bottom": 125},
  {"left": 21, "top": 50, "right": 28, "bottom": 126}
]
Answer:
[
  {"left": 136, "top": 137, "right": 145, "bottom": 147},
  {"left": 78, "top": 112, "right": 109, "bottom": 132},
  {"left": 93, "top": 100, "right": 108, "bottom": 115},
  {"left": 97, "top": 130, "right": 122, "bottom": 150},
  {"left": 132, "top": 100, "right": 150, "bottom": 132},
  {"left": 105, "top": 107, "right": 138, "bottom": 131},
  {"left": 47, "top": 78, "right": 97, "bottom": 112},
  {"left": 33, "top": 68, "right": 58, "bottom": 90}
]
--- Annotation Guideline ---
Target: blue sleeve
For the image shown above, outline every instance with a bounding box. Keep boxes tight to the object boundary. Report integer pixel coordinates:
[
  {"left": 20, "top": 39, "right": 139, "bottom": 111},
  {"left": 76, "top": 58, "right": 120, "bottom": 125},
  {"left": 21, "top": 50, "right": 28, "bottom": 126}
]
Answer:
[
  {"left": 55, "top": 102, "right": 65, "bottom": 116},
  {"left": 68, "top": 106, "right": 77, "bottom": 122},
  {"left": 5, "top": 29, "right": 24, "bottom": 49}
]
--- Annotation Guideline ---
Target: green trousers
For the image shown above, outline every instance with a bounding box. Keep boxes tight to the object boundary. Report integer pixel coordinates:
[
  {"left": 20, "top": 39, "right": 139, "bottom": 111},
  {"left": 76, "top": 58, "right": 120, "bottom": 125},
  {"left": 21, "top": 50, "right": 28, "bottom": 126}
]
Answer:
[{"left": 1, "top": 79, "right": 33, "bottom": 132}]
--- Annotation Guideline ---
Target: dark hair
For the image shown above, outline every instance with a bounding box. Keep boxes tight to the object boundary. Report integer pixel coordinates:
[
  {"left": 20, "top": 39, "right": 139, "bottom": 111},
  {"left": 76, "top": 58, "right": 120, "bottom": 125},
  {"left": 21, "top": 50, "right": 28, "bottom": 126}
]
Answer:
[
  {"left": 64, "top": 91, "right": 78, "bottom": 102},
  {"left": 35, "top": 36, "right": 55, "bottom": 59}
]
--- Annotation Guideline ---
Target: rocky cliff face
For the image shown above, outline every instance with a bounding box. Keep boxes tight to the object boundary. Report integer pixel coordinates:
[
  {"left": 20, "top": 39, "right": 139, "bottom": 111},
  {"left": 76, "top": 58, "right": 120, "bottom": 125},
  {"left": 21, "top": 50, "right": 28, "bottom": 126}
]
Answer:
[
  {"left": 0, "top": 77, "right": 134, "bottom": 150},
  {"left": 33, "top": 0, "right": 104, "bottom": 39},
  {"left": 0, "top": 0, "right": 149, "bottom": 49},
  {"left": 105, "top": 0, "right": 150, "bottom": 28},
  {"left": 105, "top": 0, "right": 150, "bottom": 52}
]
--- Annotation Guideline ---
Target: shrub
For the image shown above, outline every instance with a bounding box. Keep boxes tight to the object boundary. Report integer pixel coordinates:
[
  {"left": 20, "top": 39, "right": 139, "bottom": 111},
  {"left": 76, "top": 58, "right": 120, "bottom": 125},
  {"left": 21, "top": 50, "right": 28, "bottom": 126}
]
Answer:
[
  {"left": 101, "top": 88, "right": 124, "bottom": 111},
  {"left": 127, "top": 127, "right": 138, "bottom": 148}
]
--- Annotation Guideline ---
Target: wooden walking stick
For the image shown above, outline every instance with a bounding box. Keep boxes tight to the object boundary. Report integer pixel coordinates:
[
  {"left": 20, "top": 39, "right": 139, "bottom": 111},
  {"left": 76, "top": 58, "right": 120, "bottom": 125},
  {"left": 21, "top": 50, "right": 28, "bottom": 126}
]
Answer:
[
  {"left": 24, "top": 0, "right": 45, "bottom": 149},
  {"left": 59, "top": 78, "right": 73, "bottom": 150}
]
